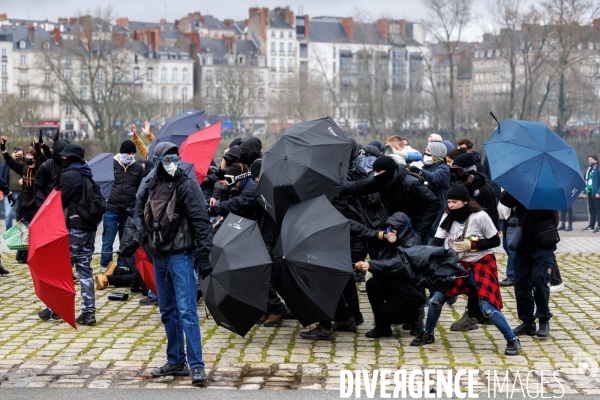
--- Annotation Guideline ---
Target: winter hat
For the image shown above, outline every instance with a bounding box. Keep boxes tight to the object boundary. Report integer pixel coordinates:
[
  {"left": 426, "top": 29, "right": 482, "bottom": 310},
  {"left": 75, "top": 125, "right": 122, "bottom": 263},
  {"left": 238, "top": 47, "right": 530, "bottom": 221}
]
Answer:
[
  {"left": 223, "top": 145, "right": 242, "bottom": 162},
  {"left": 429, "top": 133, "right": 442, "bottom": 142},
  {"left": 363, "top": 145, "right": 381, "bottom": 157},
  {"left": 369, "top": 141, "right": 385, "bottom": 155},
  {"left": 452, "top": 152, "right": 476, "bottom": 168},
  {"left": 59, "top": 144, "right": 86, "bottom": 163},
  {"left": 427, "top": 141, "right": 447, "bottom": 160},
  {"left": 229, "top": 138, "right": 243, "bottom": 148},
  {"left": 120, "top": 140, "right": 137, "bottom": 154},
  {"left": 446, "top": 182, "right": 470, "bottom": 202},
  {"left": 442, "top": 140, "right": 454, "bottom": 151},
  {"left": 372, "top": 156, "right": 396, "bottom": 171}
]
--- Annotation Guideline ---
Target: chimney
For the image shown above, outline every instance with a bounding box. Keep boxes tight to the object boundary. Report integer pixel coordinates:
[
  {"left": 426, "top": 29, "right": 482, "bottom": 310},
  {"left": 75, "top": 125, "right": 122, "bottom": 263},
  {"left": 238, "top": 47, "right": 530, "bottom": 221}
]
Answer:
[
  {"left": 116, "top": 17, "right": 129, "bottom": 27},
  {"left": 249, "top": 7, "right": 259, "bottom": 20},
  {"left": 152, "top": 26, "right": 160, "bottom": 51},
  {"left": 377, "top": 18, "right": 389, "bottom": 42},
  {"left": 160, "top": 18, "right": 166, "bottom": 24},
  {"left": 260, "top": 8, "right": 268, "bottom": 41},
  {"left": 52, "top": 26, "right": 61, "bottom": 45},
  {"left": 400, "top": 19, "right": 407, "bottom": 41},
  {"left": 341, "top": 17, "right": 353, "bottom": 41},
  {"left": 244, "top": 19, "right": 248, "bottom": 27},
  {"left": 28, "top": 25, "right": 35, "bottom": 44},
  {"left": 304, "top": 15, "right": 310, "bottom": 39},
  {"left": 0, "top": 14, "right": 7, "bottom": 22},
  {"left": 224, "top": 19, "right": 233, "bottom": 28}
]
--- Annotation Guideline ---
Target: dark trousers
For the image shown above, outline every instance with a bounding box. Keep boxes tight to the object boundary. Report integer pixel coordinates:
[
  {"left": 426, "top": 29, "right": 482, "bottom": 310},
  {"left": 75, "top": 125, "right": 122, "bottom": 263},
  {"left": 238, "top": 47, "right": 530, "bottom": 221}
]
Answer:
[
  {"left": 550, "top": 255, "right": 562, "bottom": 286},
  {"left": 265, "top": 242, "right": 287, "bottom": 315},
  {"left": 595, "top": 197, "right": 600, "bottom": 228},
  {"left": 320, "top": 276, "right": 355, "bottom": 329},
  {"left": 560, "top": 208, "right": 573, "bottom": 225},
  {"left": 588, "top": 196, "right": 597, "bottom": 228},
  {"left": 514, "top": 248, "right": 553, "bottom": 324},
  {"left": 366, "top": 276, "right": 420, "bottom": 328}
]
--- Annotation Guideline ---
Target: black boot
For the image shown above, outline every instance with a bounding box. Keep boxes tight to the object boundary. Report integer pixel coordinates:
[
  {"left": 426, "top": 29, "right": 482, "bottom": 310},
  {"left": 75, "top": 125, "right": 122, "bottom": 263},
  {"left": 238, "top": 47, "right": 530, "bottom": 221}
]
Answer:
[
  {"left": 0, "top": 264, "right": 9, "bottom": 275},
  {"left": 410, "top": 307, "right": 425, "bottom": 336},
  {"left": 505, "top": 338, "right": 522, "bottom": 356},
  {"left": 130, "top": 276, "right": 142, "bottom": 293}
]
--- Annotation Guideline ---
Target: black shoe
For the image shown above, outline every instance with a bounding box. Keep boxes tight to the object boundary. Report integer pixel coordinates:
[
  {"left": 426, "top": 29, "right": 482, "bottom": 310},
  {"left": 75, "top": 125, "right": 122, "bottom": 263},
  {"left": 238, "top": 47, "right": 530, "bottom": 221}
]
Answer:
[
  {"left": 513, "top": 322, "right": 537, "bottom": 336},
  {"left": 353, "top": 313, "right": 364, "bottom": 326},
  {"left": 76, "top": 312, "right": 96, "bottom": 326},
  {"left": 499, "top": 278, "right": 514, "bottom": 287},
  {"left": 409, "top": 328, "right": 422, "bottom": 336},
  {"left": 365, "top": 326, "right": 393, "bottom": 338},
  {"left": 410, "top": 332, "right": 435, "bottom": 346},
  {"left": 129, "top": 276, "right": 142, "bottom": 293},
  {"left": 151, "top": 362, "right": 190, "bottom": 377},
  {"left": 446, "top": 295, "right": 458, "bottom": 306},
  {"left": 299, "top": 325, "right": 334, "bottom": 341},
  {"left": 565, "top": 224, "right": 572, "bottom": 232},
  {"left": 332, "top": 318, "right": 356, "bottom": 332},
  {"left": 583, "top": 226, "right": 594, "bottom": 231},
  {"left": 0, "top": 265, "right": 9, "bottom": 275},
  {"left": 402, "top": 324, "right": 412, "bottom": 331},
  {"left": 191, "top": 367, "right": 207, "bottom": 385},
  {"left": 139, "top": 296, "right": 158, "bottom": 306},
  {"left": 537, "top": 321, "right": 550, "bottom": 338},
  {"left": 557, "top": 223, "right": 565, "bottom": 231},
  {"left": 594, "top": 228, "right": 600, "bottom": 233},
  {"left": 353, "top": 270, "right": 366, "bottom": 283},
  {"left": 38, "top": 308, "right": 61, "bottom": 321},
  {"left": 505, "top": 338, "right": 522, "bottom": 356}
]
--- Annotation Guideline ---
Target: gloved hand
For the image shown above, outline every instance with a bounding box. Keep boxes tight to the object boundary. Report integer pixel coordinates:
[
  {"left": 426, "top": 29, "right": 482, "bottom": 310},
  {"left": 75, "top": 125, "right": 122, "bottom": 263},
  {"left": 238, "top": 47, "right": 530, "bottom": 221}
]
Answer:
[
  {"left": 207, "top": 206, "right": 217, "bottom": 216},
  {"left": 453, "top": 239, "right": 473, "bottom": 253},
  {"left": 120, "top": 240, "right": 140, "bottom": 258},
  {"left": 0, "top": 137, "right": 6, "bottom": 153},
  {"left": 6, "top": 192, "right": 16, "bottom": 207},
  {"left": 195, "top": 255, "right": 213, "bottom": 280},
  {"left": 38, "top": 129, "right": 44, "bottom": 144}
]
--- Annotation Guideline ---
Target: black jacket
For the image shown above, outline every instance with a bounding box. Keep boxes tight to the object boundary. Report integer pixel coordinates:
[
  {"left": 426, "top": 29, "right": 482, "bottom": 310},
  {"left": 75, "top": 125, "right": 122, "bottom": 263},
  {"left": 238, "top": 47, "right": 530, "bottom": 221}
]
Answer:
[
  {"left": 421, "top": 160, "right": 450, "bottom": 236},
  {"left": 134, "top": 169, "right": 213, "bottom": 261},
  {"left": 3, "top": 152, "right": 42, "bottom": 212},
  {"left": 463, "top": 172, "right": 499, "bottom": 230},
  {"left": 343, "top": 165, "right": 440, "bottom": 237},
  {"left": 34, "top": 159, "right": 62, "bottom": 208},
  {"left": 58, "top": 163, "right": 97, "bottom": 231},
  {"left": 107, "top": 158, "right": 144, "bottom": 213}
]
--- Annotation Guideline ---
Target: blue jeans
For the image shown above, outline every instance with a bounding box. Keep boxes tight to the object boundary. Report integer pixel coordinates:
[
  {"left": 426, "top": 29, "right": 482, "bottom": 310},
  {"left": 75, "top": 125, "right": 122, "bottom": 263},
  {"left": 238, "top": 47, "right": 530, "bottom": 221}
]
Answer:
[
  {"left": 100, "top": 212, "right": 128, "bottom": 269},
  {"left": 154, "top": 251, "right": 204, "bottom": 369},
  {"left": 425, "top": 270, "right": 516, "bottom": 341},
  {"left": 4, "top": 194, "right": 18, "bottom": 231},
  {"left": 502, "top": 230, "right": 516, "bottom": 281}
]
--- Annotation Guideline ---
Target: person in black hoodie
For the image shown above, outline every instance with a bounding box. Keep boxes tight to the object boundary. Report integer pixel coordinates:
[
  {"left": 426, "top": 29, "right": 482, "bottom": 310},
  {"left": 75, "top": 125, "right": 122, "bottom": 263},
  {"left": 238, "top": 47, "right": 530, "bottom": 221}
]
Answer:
[
  {"left": 239, "top": 137, "right": 262, "bottom": 166},
  {"left": 37, "top": 144, "right": 98, "bottom": 326},
  {"left": 342, "top": 155, "right": 440, "bottom": 241},
  {"left": 33, "top": 139, "right": 69, "bottom": 208}
]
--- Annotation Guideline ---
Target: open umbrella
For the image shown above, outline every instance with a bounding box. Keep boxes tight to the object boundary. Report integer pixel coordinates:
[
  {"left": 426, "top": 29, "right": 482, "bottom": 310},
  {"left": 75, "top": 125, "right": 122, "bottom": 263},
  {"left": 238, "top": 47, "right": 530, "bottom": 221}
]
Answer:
[
  {"left": 135, "top": 246, "right": 156, "bottom": 295},
  {"left": 88, "top": 153, "right": 114, "bottom": 200},
  {"left": 272, "top": 195, "right": 352, "bottom": 327},
  {"left": 255, "top": 117, "right": 353, "bottom": 221},
  {"left": 200, "top": 213, "right": 272, "bottom": 337},
  {"left": 27, "top": 189, "right": 77, "bottom": 328},
  {"left": 180, "top": 121, "right": 222, "bottom": 183},
  {"left": 148, "top": 110, "right": 205, "bottom": 159},
  {"left": 484, "top": 119, "right": 586, "bottom": 211}
]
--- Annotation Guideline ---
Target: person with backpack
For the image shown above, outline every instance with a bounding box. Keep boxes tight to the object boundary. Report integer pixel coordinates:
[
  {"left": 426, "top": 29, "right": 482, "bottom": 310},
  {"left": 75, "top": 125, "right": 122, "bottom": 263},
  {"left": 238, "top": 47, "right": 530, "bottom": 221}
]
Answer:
[
  {"left": 120, "top": 142, "right": 213, "bottom": 386},
  {"left": 38, "top": 144, "right": 104, "bottom": 325}
]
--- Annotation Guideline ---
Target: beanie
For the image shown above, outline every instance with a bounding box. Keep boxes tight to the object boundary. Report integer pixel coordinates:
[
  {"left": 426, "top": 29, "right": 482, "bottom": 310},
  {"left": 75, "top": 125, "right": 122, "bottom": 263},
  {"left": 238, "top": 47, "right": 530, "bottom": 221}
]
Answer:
[
  {"left": 442, "top": 140, "right": 454, "bottom": 151},
  {"left": 429, "top": 134, "right": 442, "bottom": 142},
  {"left": 120, "top": 140, "right": 137, "bottom": 154},
  {"left": 452, "top": 152, "right": 476, "bottom": 168},
  {"left": 372, "top": 156, "right": 397, "bottom": 171},
  {"left": 446, "top": 182, "right": 470, "bottom": 202},
  {"left": 369, "top": 141, "right": 385, "bottom": 155},
  {"left": 427, "top": 141, "right": 447, "bottom": 160}
]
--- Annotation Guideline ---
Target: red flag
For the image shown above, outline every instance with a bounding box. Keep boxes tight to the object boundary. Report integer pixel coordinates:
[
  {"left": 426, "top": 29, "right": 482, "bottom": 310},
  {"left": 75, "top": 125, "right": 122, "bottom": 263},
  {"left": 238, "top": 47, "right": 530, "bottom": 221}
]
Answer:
[
  {"left": 180, "top": 121, "right": 222, "bottom": 182},
  {"left": 135, "top": 247, "right": 157, "bottom": 296},
  {"left": 27, "top": 189, "right": 77, "bottom": 329}
]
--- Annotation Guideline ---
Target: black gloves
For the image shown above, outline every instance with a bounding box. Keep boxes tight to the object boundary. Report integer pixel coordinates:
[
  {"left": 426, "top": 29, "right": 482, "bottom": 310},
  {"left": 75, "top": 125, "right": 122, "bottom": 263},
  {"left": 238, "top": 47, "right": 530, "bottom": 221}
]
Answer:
[
  {"left": 0, "top": 138, "right": 6, "bottom": 153},
  {"left": 6, "top": 193, "right": 16, "bottom": 207},
  {"left": 195, "top": 253, "right": 213, "bottom": 280},
  {"left": 38, "top": 129, "right": 44, "bottom": 144},
  {"left": 120, "top": 240, "right": 140, "bottom": 258}
]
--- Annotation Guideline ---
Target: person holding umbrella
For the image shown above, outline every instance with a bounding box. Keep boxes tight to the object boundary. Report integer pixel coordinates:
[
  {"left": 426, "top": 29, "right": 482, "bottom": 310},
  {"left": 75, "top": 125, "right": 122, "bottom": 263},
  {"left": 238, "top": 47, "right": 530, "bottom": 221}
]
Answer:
[{"left": 120, "top": 142, "right": 213, "bottom": 385}]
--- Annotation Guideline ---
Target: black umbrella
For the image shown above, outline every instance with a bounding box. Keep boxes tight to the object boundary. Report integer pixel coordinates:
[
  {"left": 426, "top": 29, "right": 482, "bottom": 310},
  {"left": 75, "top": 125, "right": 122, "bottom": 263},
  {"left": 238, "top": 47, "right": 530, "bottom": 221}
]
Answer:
[
  {"left": 200, "top": 214, "right": 272, "bottom": 337},
  {"left": 272, "top": 195, "right": 352, "bottom": 327},
  {"left": 255, "top": 117, "right": 353, "bottom": 221},
  {"left": 87, "top": 153, "right": 114, "bottom": 200},
  {"left": 147, "top": 110, "right": 205, "bottom": 160}
]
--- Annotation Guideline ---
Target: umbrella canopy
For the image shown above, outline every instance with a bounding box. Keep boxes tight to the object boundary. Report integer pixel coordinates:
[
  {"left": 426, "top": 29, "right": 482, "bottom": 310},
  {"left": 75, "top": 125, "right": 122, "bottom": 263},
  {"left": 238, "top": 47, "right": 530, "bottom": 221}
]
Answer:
[
  {"left": 27, "top": 189, "right": 77, "bottom": 328},
  {"left": 135, "top": 246, "right": 156, "bottom": 295},
  {"left": 180, "top": 121, "right": 222, "bottom": 183},
  {"left": 484, "top": 119, "right": 586, "bottom": 211},
  {"left": 272, "top": 195, "right": 352, "bottom": 327},
  {"left": 88, "top": 153, "right": 114, "bottom": 200},
  {"left": 200, "top": 213, "right": 272, "bottom": 337},
  {"left": 147, "top": 110, "right": 205, "bottom": 160},
  {"left": 255, "top": 117, "right": 353, "bottom": 221}
]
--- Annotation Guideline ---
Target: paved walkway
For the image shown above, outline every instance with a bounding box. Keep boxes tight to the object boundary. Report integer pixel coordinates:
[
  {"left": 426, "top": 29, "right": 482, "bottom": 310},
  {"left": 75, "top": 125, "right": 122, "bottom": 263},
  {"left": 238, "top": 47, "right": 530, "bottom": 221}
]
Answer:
[{"left": 0, "top": 225, "right": 600, "bottom": 394}]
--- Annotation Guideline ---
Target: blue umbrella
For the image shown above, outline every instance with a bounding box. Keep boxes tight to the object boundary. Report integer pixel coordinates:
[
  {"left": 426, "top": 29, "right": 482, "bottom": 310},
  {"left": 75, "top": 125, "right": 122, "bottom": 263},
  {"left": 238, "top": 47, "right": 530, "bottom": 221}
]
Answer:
[
  {"left": 484, "top": 119, "right": 586, "bottom": 211},
  {"left": 88, "top": 153, "right": 114, "bottom": 200},
  {"left": 147, "top": 110, "right": 205, "bottom": 160}
]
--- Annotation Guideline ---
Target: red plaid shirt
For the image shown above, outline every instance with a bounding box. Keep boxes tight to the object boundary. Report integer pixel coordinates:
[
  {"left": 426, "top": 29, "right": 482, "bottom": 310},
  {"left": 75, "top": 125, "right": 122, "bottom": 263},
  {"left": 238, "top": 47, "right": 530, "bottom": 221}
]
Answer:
[{"left": 444, "top": 253, "right": 503, "bottom": 311}]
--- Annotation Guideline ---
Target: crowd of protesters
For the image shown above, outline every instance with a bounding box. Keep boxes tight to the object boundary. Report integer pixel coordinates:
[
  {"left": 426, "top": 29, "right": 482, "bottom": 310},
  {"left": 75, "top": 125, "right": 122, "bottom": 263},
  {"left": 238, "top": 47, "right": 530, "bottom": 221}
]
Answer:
[{"left": 0, "top": 122, "right": 589, "bottom": 385}]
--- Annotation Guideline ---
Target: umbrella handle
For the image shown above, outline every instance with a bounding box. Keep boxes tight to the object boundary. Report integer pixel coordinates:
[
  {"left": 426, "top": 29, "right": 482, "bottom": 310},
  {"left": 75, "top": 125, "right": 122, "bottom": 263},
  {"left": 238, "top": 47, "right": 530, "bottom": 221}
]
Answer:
[{"left": 72, "top": 251, "right": 121, "bottom": 257}]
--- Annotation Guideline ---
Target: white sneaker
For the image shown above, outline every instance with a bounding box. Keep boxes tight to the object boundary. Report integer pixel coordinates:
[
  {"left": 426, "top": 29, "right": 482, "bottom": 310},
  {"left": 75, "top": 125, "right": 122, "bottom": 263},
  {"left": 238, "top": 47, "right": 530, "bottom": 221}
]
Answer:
[{"left": 550, "top": 283, "right": 564, "bottom": 293}]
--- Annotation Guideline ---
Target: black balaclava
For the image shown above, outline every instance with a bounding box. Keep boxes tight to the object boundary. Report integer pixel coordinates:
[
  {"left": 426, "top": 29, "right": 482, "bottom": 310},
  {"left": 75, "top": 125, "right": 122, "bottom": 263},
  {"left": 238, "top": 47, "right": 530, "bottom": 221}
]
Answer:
[
  {"left": 62, "top": 156, "right": 82, "bottom": 169},
  {"left": 52, "top": 140, "right": 69, "bottom": 167}
]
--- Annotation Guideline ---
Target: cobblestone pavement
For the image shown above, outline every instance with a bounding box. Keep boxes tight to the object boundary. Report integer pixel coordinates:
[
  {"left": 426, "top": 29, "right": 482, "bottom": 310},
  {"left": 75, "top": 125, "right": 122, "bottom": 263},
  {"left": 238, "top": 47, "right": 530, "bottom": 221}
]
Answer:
[{"left": 1, "top": 230, "right": 600, "bottom": 394}]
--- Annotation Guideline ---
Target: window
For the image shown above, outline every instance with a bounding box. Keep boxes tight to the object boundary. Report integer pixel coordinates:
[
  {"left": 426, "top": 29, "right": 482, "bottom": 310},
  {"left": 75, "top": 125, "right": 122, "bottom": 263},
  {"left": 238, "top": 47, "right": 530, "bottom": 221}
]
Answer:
[
  {"left": 1, "top": 81, "right": 6, "bottom": 92},
  {"left": 270, "top": 90, "right": 276, "bottom": 100},
  {"left": 172, "top": 68, "right": 178, "bottom": 83},
  {"left": 271, "top": 42, "right": 276, "bottom": 55},
  {"left": 65, "top": 71, "right": 71, "bottom": 83},
  {"left": 133, "top": 67, "right": 140, "bottom": 80},
  {"left": 258, "top": 88, "right": 264, "bottom": 100},
  {"left": 1, "top": 49, "right": 5, "bottom": 56},
  {"left": 45, "top": 89, "right": 51, "bottom": 100},
  {"left": 182, "top": 68, "right": 188, "bottom": 84},
  {"left": 172, "top": 87, "right": 177, "bottom": 101},
  {"left": 279, "top": 58, "right": 284, "bottom": 71},
  {"left": 66, "top": 103, "right": 72, "bottom": 116},
  {"left": 271, "top": 30, "right": 275, "bottom": 38},
  {"left": 206, "top": 87, "right": 212, "bottom": 98},
  {"left": 270, "top": 58, "right": 276, "bottom": 71},
  {"left": 288, "top": 58, "right": 293, "bottom": 71},
  {"left": 269, "top": 73, "right": 275, "bottom": 86},
  {"left": 20, "top": 55, "right": 26, "bottom": 66},
  {"left": 65, "top": 58, "right": 71, "bottom": 69},
  {"left": 279, "top": 74, "right": 284, "bottom": 85},
  {"left": 258, "top": 71, "right": 264, "bottom": 84},
  {"left": 279, "top": 42, "right": 284, "bottom": 55},
  {"left": 1, "top": 65, "right": 6, "bottom": 76},
  {"left": 147, "top": 68, "right": 154, "bottom": 83},
  {"left": 161, "top": 68, "right": 167, "bottom": 83},
  {"left": 161, "top": 87, "right": 166, "bottom": 101},
  {"left": 80, "top": 87, "right": 87, "bottom": 99},
  {"left": 19, "top": 72, "right": 26, "bottom": 84},
  {"left": 279, "top": 31, "right": 284, "bottom": 39},
  {"left": 20, "top": 88, "right": 26, "bottom": 99},
  {"left": 19, "top": 40, "right": 26, "bottom": 49},
  {"left": 216, "top": 87, "right": 222, "bottom": 98},
  {"left": 288, "top": 31, "right": 293, "bottom": 39},
  {"left": 44, "top": 106, "right": 52, "bottom": 118},
  {"left": 206, "top": 69, "right": 212, "bottom": 81},
  {"left": 147, "top": 85, "right": 153, "bottom": 97},
  {"left": 97, "top": 69, "right": 105, "bottom": 83},
  {"left": 288, "top": 43, "right": 293, "bottom": 55},
  {"left": 216, "top": 71, "right": 222, "bottom": 84},
  {"left": 182, "top": 87, "right": 188, "bottom": 102},
  {"left": 97, "top": 91, "right": 103, "bottom": 102}
]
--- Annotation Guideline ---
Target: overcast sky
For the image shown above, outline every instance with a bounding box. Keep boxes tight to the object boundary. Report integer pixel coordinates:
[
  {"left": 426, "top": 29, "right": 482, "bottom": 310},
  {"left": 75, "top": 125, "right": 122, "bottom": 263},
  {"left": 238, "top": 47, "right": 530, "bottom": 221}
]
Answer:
[{"left": 2, "top": 0, "right": 526, "bottom": 41}]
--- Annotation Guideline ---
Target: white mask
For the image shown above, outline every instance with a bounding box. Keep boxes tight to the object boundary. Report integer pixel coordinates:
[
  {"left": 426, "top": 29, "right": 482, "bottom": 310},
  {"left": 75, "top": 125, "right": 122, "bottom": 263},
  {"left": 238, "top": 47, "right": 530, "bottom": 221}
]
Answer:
[
  {"left": 374, "top": 171, "right": 382, "bottom": 176},
  {"left": 423, "top": 155, "right": 434, "bottom": 166},
  {"left": 119, "top": 153, "right": 135, "bottom": 165},
  {"left": 163, "top": 162, "right": 178, "bottom": 177}
]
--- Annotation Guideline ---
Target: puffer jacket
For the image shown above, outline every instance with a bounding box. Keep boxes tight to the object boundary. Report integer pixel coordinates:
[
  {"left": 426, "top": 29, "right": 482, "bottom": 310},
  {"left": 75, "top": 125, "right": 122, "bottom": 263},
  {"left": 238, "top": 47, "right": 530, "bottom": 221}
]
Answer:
[{"left": 107, "top": 155, "right": 144, "bottom": 214}]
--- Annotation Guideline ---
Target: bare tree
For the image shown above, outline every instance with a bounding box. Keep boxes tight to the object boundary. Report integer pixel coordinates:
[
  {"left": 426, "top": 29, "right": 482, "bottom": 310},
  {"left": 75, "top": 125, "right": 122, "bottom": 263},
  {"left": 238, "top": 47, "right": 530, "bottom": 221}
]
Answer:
[
  {"left": 0, "top": 94, "right": 43, "bottom": 136},
  {"left": 423, "top": 0, "right": 473, "bottom": 135},
  {"left": 209, "top": 66, "right": 259, "bottom": 131}
]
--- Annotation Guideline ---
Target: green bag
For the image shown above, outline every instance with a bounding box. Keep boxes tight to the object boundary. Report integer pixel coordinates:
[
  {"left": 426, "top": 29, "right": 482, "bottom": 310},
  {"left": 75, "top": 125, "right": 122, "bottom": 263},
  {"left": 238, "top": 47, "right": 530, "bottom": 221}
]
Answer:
[{"left": 3, "top": 222, "right": 29, "bottom": 251}]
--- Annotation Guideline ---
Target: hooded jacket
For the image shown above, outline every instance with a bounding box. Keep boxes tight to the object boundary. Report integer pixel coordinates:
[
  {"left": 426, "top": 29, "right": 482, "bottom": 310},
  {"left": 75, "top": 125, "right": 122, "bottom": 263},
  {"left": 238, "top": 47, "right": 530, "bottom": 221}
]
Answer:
[
  {"left": 34, "top": 140, "right": 68, "bottom": 208},
  {"left": 239, "top": 137, "right": 262, "bottom": 165},
  {"left": 342, "top": 164, "right": 440, "bottom": 237},
  {"left": 58, "top": 161, "right": 97, "bottom": 231},
  {"left": 420, "top": 160, "right": 451, "bottom": 236},
  {"left": 107, "top": 155, "right": 144, "bottom": 213}
]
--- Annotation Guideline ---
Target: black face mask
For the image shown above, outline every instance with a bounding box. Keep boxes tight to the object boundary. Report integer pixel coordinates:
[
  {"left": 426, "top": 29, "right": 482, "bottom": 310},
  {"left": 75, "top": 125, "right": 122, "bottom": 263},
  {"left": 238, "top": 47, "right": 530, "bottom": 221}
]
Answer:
[
  {"left": 25, "top": 158, "right": 34, "bottom": 165},
  {"left": 53, "top": 155, "right": 62, "bottom": 166},
  {"left": 62, "top": 157, "right": 80, "bottom": 169},
  {"left": 374, "top": 169, "right": 395, "bottom": 184}
]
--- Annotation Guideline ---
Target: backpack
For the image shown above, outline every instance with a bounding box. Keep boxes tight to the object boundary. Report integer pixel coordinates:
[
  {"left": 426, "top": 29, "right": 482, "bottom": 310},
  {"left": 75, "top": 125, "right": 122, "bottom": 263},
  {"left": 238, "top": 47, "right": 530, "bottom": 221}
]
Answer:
[
  {"left": 76, "top": 176, "right": 107, "bottom": 225},
  {"left": 144, "top": 176, "right": 187, "bottom": 249}
]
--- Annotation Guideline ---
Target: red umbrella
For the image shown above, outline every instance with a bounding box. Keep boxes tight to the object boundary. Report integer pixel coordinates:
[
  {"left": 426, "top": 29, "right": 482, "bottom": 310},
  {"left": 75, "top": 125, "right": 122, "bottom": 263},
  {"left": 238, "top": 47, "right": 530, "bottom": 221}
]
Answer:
[
  {"left": 180, "top": 121, "right": 222, "bottom": 182},
  {"left": 135, "top": 247, "right": 157, "bottom": 296},
  {"left": 27, "top": 189, "right": 77, "bottom": 329}
]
